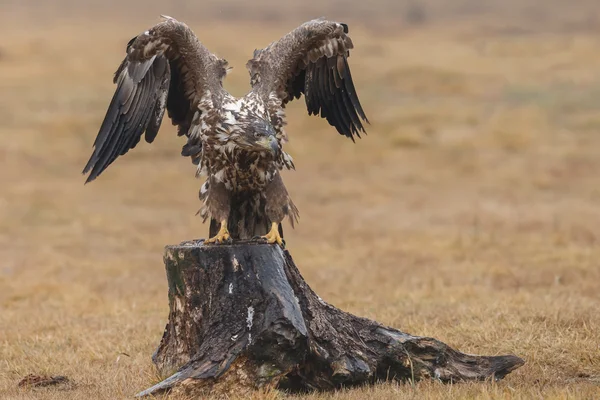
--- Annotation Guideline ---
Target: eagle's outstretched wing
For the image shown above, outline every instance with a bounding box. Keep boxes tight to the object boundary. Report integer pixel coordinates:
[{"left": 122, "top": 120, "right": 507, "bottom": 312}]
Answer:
[
  {"left": 246, "top": 19, "right": 369, "bottom": 141},
  {"left": 83, "top": 16, "right": 228, "bottom": 183}
]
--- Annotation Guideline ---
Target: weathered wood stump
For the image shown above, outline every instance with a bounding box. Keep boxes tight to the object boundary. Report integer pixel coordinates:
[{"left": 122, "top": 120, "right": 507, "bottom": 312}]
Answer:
[{"left": 137, "top": 240, "right": 524, "bottom": 397}]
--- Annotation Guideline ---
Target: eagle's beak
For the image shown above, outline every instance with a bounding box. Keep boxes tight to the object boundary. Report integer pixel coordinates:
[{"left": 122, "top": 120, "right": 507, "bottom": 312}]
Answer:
[{"left": 258, "top": 135, "right": 279, "bottom": 155}]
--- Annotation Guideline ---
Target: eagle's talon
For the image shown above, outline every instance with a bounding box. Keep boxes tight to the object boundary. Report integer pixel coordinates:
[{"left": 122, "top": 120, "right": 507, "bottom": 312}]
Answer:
[
  {"left": 205, "top": 220, "right": 230, "bottom": 245},
  {"left": 261, "top": 222, "right": 284, "bottom": 246},
  {"left": 205, "top": 232, "right": 230, "bottom": 245}
]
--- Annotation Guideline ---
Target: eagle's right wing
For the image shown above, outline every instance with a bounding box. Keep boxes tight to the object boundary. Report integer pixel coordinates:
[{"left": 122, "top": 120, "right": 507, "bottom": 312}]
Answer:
[
  {"left": 246, "top": 19, "right": 369, "bottom": 141},
  {"left": 82, "top": 16, "right": 228, "bottom": 183}
]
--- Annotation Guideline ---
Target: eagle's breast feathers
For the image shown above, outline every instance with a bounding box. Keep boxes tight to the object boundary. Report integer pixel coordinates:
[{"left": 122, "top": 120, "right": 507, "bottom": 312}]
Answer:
[{"left": 194, "top": 92, "right": 292, "bottom": 193}]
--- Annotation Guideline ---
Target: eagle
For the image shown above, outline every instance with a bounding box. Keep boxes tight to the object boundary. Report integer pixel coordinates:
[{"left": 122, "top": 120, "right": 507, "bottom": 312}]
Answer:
[{"left": 83, "top": 16, "right": 369, "bottom": 245}]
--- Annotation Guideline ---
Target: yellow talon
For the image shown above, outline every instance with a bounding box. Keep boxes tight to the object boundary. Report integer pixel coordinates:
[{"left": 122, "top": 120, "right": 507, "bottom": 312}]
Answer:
[
  {"left": 205, "top": 220, "right": 231, "bottom": 244},
  {"left": 261, "top": 222, "right": 283, "bottom": 246}
]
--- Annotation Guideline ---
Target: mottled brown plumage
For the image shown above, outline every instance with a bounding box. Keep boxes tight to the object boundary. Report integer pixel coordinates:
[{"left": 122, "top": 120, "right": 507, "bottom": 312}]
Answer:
[{"left": 82, "top": 16, "right": 369, "bottom": 245}]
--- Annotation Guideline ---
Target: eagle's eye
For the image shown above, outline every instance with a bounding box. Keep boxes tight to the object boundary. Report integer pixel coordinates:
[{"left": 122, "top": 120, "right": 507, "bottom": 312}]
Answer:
[{"left": 253, "top": 132, "right": 261, "bottom": 138}]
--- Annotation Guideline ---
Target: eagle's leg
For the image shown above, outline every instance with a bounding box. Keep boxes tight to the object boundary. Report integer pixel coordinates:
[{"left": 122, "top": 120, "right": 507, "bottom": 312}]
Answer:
[
  {"left": 261, "top": 222, "right": 283, "bottom": 245},
  {"left": 202, "top": 179, "right": 232, "bottom": 244},
  {"left": 205, "top": 219, "right": 231, "bottom": 244},
  {"left": 256, "top": 174, "right": 299, "bottom": 247}
]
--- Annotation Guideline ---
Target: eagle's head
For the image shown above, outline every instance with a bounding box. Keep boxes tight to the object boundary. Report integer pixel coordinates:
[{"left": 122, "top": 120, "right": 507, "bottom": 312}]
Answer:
[{"left": 236, "top": 119, "right": 280, "bottom": 156}]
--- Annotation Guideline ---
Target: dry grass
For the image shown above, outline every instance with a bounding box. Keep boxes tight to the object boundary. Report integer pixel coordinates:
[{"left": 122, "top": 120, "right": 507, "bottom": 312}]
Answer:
[{"left": 1, "top": 6, "right": 600, "bottom": 400}]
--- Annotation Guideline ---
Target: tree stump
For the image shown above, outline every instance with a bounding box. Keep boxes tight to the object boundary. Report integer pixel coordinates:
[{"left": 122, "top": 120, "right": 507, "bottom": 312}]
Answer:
[{"left": 136, "top": 240, "right": 524, "bottom": 397}]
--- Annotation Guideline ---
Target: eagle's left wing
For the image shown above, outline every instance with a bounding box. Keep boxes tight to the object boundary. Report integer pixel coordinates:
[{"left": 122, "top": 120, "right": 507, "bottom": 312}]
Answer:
[
  {"left": 246, "top": 19, "right": 369, "bottom": 141},
  {"left": 82, "top": 16, "right": 228, "bottom": 183}
]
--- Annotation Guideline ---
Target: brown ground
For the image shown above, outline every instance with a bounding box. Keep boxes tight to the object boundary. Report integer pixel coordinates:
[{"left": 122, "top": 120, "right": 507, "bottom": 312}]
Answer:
[{"left": 1, "top": 3, "right": 600, "bottom": 399}]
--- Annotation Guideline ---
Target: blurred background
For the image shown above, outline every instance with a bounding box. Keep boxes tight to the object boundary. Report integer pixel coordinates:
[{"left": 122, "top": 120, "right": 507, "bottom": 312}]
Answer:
[{"left": 1, "top": 1, "right": 600, "bottom": 399}]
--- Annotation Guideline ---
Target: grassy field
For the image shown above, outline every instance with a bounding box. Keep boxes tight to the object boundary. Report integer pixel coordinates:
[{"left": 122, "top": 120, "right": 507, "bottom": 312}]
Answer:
[{"left": 1, "top": 5, "right": 600, "bottom": 400}]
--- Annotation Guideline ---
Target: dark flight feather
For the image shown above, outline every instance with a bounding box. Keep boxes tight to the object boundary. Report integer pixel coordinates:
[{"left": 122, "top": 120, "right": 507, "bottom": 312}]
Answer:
[{"left": 82, "top": 57, "right": 167, "bottom": 182}]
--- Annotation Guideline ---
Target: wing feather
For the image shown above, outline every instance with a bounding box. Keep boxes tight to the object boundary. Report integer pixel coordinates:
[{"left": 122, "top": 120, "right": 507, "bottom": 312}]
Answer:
[
  {"left": 247, "top": 19, "right": 369, "bottom": 140},
  {"left": 341, "top": 56, "right": 367, "bottom": 121},
  {"left": 145, "top": 61, "right": 170, "bottom": 143},
  {"left": 83, "top": 17, "right": 227, "bottom": 183}
]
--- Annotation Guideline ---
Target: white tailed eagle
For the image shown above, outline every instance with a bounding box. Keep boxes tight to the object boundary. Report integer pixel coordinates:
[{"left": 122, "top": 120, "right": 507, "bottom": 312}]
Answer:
[{"left": 83, "top": 16, "right": 369, "bottom": 245}]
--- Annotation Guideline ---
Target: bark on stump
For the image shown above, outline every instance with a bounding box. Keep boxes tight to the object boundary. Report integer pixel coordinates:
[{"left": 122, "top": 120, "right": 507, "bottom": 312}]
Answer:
[{"left": 137, "top": 240, "right": 524, "bottom": 397}]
